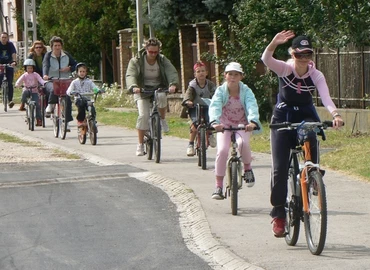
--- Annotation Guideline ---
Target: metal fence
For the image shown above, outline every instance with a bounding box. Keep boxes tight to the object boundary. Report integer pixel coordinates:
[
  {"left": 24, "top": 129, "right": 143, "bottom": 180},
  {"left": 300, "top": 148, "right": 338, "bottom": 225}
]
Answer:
[{"left": 314, "top": 45, "right": 370, "bottom": 109}]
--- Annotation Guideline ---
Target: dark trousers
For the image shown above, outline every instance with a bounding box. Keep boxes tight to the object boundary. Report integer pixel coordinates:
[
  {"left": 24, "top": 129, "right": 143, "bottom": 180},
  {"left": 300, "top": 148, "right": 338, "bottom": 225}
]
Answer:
[
  {"left": 0, "top": 67, "right": 14, "bottom": 102},
  {"left": 75, "top": 98, "right": 95, "bottom": 122},
  {"left": 270, "top": 105, "right": 320, "bottom": 218}
]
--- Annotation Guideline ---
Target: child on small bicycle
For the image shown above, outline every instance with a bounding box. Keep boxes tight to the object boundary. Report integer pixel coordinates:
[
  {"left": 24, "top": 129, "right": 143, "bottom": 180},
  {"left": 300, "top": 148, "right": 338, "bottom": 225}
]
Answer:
[
  {"left": 209, "top": 62, "right": 262, "bottom": 200},
  {"left": 66, "top": 62, "right": 101, "bottom": 127},
  {"left": 181, "top": 61, "right": 216, "bottom": 156},
  {"left": 15, "top": 59, "right": 46, "bottom": 126}
]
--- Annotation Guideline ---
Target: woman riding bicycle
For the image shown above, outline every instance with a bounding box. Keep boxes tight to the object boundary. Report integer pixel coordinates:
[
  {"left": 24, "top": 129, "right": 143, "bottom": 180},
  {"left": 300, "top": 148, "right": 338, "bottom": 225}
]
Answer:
[
  {"left": 209, "top": 62, "right": 262, "bottom": 200},
  {"left": 126, "top": 38, "right": 179, "bottom": 156},
  {"left": 261, "top": 30, "right": 344, "bottom": 237},
  {"left": 43, "top": 36, "right": 77, "bottom": 130}
]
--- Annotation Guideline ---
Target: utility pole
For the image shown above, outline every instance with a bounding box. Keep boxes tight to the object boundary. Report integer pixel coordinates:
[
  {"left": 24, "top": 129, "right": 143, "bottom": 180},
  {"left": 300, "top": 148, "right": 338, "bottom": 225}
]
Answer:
[
  {"left": 136, "top": 0, "right": 143, "bottom": 52},
  {"left": 23, "top": 0, "right": 37, "bottom": 53}
]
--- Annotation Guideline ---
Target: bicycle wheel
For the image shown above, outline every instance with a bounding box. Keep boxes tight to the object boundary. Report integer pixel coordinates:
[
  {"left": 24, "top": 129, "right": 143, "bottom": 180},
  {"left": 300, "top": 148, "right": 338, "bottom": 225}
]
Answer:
[
  {"left": 230, "top": 161, "right": 239, "bottom": 215},
  {"left": 40, "top": 95, "right": 46, "bottom": 128},
  {"left": 29, "top": 103, "right": 35, "bottom": 131},
  {"left": 285, "top": 153, "right": 301, "bottom": 246},
  {"left": 78, "top": 122, "right": 87, "bottom": 144},
  {"left": 52, "top": 105, "right": 59, "bottom": 138},
  {"left": 200, "top": 127, "right": 207, "bottom": 170},
  {"left": 152, "top": 114, "right": 161, "bottom": 163},
  {"left": 304, "top": 169, "right": 327, "bottom": 255},
  {"left": 59, "top": 98, "right": 67, "bottom": 140},
  {"left": 194, "top": 135, "right": 201, "bottom": 167},
  {"left": 144, "top": 132, "right": 153, "bottom": 160},
  {"left": 2, "top": 84, "right": 7, "bottom": 112},
  {"left": 89, "top": 119, "right": 97, "bottom": 145}
]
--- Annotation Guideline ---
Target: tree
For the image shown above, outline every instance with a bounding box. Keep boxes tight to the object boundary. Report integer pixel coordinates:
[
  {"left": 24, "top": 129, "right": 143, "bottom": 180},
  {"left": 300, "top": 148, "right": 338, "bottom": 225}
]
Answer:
[
  {"left": 211, "top": 0, "right": 370, "bottom": 119},
  {"left": 38, "top": 0, "right": 134, "bottom": 82}
]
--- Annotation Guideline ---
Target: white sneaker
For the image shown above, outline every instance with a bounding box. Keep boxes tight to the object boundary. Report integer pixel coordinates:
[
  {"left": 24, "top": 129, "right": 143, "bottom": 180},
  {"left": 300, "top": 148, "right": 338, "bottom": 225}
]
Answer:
[
  {"left": 209, "top": 133, "right": 217, "bottom": 148},
  {"left": 161, "top": 119, "right": 169, "bottom": 133},
  {"left": 187, "top": 144, "right": 195, "bottom": 156},
  {"left": 136, "top": 143, "right": 144, "bottom": 156},
  {"left": 45, "top": 104, "right": 55, "bottom": 114}
]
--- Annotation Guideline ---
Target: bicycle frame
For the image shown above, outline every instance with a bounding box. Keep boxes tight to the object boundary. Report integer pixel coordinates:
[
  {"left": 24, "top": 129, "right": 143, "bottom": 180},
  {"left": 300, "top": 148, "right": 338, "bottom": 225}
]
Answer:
[
  {"left": 25, "top": 87, "right": 39, "bottom": 130},
  {"left": 51, "top": 78, "right": 72, "bottom": 139},
  {"left": 0, "top": 64, "right": 11, "bottom": 112},
  {"left": 141, "top": 88, "right": 169, "bottom": 163},
  {"left": 195, "top": 103, "right": 211, "bottom": 169},
  {"left": 74, "top": 92, "right": 99, "bottom": 145}
]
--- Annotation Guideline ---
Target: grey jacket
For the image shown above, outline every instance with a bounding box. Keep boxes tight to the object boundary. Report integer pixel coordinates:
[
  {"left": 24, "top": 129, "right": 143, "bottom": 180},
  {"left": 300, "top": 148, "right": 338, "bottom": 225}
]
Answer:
[{"left": 125, "top": 48, "right": 179, "bottom": 99}]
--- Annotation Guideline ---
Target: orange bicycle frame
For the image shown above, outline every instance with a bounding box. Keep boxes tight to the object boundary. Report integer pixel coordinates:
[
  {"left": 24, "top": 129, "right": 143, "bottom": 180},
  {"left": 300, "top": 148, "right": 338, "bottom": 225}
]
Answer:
[{"left": 300, "top": 140, "right": 312, "bottom": 213}]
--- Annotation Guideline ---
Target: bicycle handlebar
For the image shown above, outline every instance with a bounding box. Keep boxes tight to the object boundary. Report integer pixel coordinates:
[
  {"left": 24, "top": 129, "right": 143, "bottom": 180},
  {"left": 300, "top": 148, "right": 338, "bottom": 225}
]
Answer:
[
  {"left": 269, "top": 120, "right": 345, "bottom": 130},
  {"left": 140, "top": 88, "right": 169, "bottom": 95},
  {"left": 216, "top": 124, "right": 260, "bottom": 132}
]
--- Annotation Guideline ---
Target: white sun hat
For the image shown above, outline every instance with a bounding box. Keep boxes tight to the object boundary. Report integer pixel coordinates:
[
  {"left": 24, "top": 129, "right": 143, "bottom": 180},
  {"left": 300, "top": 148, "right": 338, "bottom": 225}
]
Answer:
[{"left": 225, "top": 62, "right": 244, "bottom": 74}]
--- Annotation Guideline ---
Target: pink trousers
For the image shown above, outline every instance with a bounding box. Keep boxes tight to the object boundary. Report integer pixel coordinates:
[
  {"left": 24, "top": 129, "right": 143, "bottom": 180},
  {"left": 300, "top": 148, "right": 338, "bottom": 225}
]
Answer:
[{"left": 214, "top": 130, "right": 252, "bottom": 177}]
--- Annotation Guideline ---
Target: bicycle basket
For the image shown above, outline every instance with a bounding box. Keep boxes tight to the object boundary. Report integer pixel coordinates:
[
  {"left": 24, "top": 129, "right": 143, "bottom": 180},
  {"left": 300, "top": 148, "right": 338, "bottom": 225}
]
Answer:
[{"left": 53, "top": 79, "right": 73, "bottom": 96}]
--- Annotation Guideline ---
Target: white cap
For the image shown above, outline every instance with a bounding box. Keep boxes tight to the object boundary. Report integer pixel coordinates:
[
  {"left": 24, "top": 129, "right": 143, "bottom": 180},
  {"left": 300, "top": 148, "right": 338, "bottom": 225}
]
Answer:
[{"left": 225, "top": 62, "right": 244, "bottom": 74}]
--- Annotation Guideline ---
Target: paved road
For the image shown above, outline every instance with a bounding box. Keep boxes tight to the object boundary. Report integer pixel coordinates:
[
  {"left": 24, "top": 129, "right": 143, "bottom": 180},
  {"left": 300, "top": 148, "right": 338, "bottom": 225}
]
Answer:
[
  {"left": 1, "top": 107, "right": 370, "bottom": 270},
  {"left": 0, "top": 161, "right": 213, "bottom": 270}
]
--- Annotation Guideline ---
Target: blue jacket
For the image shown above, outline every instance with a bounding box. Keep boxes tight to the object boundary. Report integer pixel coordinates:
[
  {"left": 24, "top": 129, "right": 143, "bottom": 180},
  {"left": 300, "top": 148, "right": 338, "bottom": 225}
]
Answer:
[{"left": 209, "top": 81, "right": 262, "bottom": 134}]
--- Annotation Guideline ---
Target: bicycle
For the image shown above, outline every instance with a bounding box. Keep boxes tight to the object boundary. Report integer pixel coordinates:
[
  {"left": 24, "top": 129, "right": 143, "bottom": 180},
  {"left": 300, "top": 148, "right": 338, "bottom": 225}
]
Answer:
[
  {"left": 24, "top": 87, "right": 37, "bottom": 131},
  {"left": 38, "top": 86, "right": 47, "bottom": 128},
  {"left": 217, "top": 124, "right": 259, "bottom": 215},
  {"left": 0, "top": 64, "right": 12, "bottom": 112},
  {"left": 49, "top": 78, "right": 73, "bottom": 140},
  {"left": 193, "top": 102, "right": 213, "bottom": 170},
  {"left": 269, "top": 120, "right": 341, "bottom": 255},
  {"left": 141, "top": 88, "right": 169, "bottom": 163},
  {"left": 71, "top": 91, "right": 102, "bottom": 145}
]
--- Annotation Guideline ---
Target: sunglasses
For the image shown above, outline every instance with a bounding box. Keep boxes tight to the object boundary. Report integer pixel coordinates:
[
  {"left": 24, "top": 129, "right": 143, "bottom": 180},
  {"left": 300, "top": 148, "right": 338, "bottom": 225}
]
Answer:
[
  {"left": 147, "top": 50, "right": 159, "bottom": 54},
  {"left": 294, "top": 52, "right": 313, "bottom": 59}
]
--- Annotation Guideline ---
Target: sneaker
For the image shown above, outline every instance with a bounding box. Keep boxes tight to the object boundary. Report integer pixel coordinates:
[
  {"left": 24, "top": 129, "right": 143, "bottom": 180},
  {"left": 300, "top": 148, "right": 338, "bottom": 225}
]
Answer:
[
  {"left": 271, "top": 218, "right": 286, "bottom": 238},
  {"left": 211, "top": 187, "right": 224, "bottom": 200},
  {"left": 18, "top": 103, "right": 26, "bottom": 111},
  {"left": 9, "top": 101, "right": 14, "bottom": 108},
  {"left": 36, "top": 119, "right": 42, "bottom": 126},
  {"left": 209, "top": 133, "right": 217, "bottom": 148},
  {"left": 136, "top": 143, "right": 144, "bottom": 156},
  {"left": 161, "top": 119, "right": 169, "bottom": 133},
  {"left": 187, "top": 144, "right": 195, "bottom": 156},
  {"left": 45, "top": 104, "right": 55, "bottom": 115},
  {"left": 243, "top": 169, "right": 255, "bottom": 187}
]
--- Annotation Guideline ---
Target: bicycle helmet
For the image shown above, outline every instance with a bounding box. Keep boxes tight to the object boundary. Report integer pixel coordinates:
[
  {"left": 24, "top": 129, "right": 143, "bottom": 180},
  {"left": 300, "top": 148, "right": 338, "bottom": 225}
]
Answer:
[
  {"left": 23, "top": 59, "right": 36, "bottom": 71},
  {"left": 76, "top": 62, "right": 87, "bottom": 72}
]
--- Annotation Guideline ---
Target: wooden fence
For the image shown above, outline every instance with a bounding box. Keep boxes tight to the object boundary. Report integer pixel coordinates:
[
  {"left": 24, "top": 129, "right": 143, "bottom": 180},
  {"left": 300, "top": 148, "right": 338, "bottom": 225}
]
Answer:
[{"left": 314, "top": 45, "right": 370, "bottom": 109}]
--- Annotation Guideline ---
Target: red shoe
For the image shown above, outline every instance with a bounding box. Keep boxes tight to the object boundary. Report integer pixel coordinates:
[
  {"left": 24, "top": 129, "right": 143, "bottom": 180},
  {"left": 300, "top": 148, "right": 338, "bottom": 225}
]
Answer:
[
  {"left": 36, "top": 119, "right": 42, "bottom": 126},
  {"left": 271, "top": 218, "right": 286, "bottom": 238}
]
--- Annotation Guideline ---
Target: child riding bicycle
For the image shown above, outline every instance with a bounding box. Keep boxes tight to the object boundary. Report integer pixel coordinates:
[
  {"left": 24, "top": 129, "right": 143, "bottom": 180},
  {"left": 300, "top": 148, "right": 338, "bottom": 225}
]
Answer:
[
  {"left": 209, "top": 62, "right": 262, "bottom": 200},
  {"left": 15, "top": 59, "right": 46, "bottom": 126},
  {"left": 181, "top": 61, "right": 216, "bottom": 156},
  {"left": 66, "top": 63, "right": 101, "bottom": 127}
]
